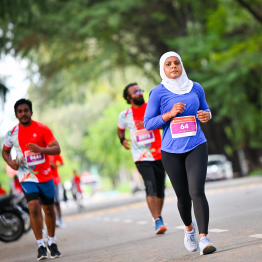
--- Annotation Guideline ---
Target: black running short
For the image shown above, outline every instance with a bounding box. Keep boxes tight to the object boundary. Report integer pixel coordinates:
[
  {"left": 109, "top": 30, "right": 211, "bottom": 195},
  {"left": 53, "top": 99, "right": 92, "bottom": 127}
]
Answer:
[{"left": 135, "top": 160, "right": 165, "bottom": 198}]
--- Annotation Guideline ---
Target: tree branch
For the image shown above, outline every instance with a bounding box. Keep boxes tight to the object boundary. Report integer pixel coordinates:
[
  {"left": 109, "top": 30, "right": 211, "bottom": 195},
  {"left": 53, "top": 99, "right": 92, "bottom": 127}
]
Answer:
[{"left": 235, "top": 0, "right": 262, "bottom": 23}]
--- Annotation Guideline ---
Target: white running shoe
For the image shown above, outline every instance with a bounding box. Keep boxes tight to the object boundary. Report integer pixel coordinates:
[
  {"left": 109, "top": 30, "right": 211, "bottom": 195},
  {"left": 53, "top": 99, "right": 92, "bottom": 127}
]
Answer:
[
  {"left": 59, "top": 219, "right": 66, "bottom": 228},
  {"left": 184, "top": 220, "right": 199, "bottom": 252},
  {"left": 199, "top": 235, "right": 216, "bottom": 255},
  {"left": 55, "top": 220, "right": 60, "bottom": 227}
]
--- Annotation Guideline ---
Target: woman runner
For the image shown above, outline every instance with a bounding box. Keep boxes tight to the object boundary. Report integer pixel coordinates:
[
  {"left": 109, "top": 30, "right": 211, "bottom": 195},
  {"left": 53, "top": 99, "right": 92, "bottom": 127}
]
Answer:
[{"left": 144, "top": 51, "right": 216, "bottom": 255}]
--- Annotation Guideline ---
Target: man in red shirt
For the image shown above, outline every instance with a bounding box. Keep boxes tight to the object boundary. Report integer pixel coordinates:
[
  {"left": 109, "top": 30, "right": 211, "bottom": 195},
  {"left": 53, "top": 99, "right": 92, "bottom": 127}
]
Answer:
[
  {"left": 117, "top": 83, "right": 167, "bottom": 234},
  {"left": 71, "top": 170, "right": 83, "bottom": 210},
  {"left": 0, "top": 183, "right": 6, "bottom": 196},
  {"left": 11, "top": 175, "right": 23, "bottom": 195},
  {"left": 2, "top": 99, "right": 61, "bottom": 260},
  {"left": 48, "top": 154, "right": 65, "bottom": 227}
]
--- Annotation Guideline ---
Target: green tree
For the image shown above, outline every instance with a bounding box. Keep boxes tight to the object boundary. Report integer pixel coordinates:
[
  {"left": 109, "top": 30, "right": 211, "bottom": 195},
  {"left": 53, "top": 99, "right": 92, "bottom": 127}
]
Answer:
[
  {"left": 83, "top": 102, "right": 134, "bottom": 187},
  {"left": 1, "top": 0, "right": 262, "bottom": 176}
]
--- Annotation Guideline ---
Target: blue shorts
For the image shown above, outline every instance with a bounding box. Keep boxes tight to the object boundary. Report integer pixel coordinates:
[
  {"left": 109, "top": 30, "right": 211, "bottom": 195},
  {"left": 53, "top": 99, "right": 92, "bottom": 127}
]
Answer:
[{"left": 21, "top": 179, "right": 55, "bottom": 205}]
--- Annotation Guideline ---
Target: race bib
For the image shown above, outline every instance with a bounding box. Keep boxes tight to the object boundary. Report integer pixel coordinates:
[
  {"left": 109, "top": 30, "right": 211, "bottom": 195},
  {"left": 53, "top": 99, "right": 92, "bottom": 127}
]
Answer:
[
  {"left": 170, "top": 116, "right": 197, "bottom": 138},
  {"left": 24, "top": 150, "right": 45, "bottom": 166},
  {"left": 134, "top": 129, "right": 155, "bottom": 145}
]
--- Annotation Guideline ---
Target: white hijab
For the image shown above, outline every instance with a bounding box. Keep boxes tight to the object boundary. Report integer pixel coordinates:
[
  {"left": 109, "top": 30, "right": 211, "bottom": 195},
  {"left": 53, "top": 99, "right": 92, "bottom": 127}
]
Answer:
[{"left": 159, "top": 51, "right": 193, "bottom": 95}]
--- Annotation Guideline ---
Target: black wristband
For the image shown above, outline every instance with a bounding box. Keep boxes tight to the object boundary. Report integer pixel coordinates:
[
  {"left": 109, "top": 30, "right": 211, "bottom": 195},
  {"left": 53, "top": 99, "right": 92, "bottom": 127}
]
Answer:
[{"left": 120, "top": 137, "right": 126, "bottom": 144}]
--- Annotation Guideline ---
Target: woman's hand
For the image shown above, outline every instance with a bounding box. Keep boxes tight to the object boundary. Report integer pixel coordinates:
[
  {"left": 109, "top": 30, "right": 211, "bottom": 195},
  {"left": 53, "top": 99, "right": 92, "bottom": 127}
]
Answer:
[
  {"left": 197, "top": 110, "right": 210, "bottom": 123},
  {"left": 170, "top": 102, "right": 186, "bottom": 117},
  {"left": 162, "top": 102, "right": 186, "bottom": 122}
]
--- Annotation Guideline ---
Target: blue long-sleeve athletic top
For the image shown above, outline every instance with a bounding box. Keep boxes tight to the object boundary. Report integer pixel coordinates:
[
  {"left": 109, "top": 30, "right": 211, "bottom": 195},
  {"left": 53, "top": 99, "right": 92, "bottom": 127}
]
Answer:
[{"left": 144, "top": 82, "right": 211, "bottom": 154}]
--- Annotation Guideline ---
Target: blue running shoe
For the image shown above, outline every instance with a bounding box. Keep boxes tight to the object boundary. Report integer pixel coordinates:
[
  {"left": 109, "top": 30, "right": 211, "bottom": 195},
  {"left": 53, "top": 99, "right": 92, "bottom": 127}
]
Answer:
[{"left": 155, "top": 218, "right": 167, "bottom": 235}]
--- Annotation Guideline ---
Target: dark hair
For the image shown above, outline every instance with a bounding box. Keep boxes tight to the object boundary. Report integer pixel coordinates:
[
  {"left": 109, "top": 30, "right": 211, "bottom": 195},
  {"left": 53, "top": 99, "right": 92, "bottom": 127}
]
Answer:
[
  {"left": 14, "top": 99, "right": 33, "bottom": 113},
  {"left": 123, "top": 83, "right": 138, "bottom": 104}
]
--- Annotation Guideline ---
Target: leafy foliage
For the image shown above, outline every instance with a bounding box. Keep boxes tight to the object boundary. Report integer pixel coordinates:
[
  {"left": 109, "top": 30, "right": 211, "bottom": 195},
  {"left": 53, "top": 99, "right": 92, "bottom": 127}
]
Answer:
[{"left": 1, "top": 0, "right": 262, "bottom": 180}]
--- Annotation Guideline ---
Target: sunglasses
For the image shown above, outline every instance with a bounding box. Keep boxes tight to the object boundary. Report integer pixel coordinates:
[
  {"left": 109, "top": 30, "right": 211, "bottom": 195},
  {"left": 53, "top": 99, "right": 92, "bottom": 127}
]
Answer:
[{"left": 132, "top": 89, "right": 144, "bottom": 95}]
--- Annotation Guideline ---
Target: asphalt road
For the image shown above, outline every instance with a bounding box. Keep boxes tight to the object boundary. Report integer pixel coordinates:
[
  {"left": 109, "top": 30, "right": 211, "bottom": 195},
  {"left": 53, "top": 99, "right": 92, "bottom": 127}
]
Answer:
[{"left": 1, "top": 175, "right": 262, "bottom": 262}]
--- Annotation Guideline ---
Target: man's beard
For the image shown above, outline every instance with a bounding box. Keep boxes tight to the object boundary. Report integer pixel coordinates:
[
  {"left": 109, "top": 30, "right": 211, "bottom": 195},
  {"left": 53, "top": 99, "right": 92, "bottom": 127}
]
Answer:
[
  {"left": 133, "top": 96, "right": 145, "bottom": 106},
  {"left": 20, "top": 116, "right": 30, "bottom": 125}
]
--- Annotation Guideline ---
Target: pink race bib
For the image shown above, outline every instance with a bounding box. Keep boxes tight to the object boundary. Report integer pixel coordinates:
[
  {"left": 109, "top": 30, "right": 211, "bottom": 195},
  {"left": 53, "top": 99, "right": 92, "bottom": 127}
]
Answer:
[
  {"left": 134, "top": 129, "right": 155, "bottom": 146},
  {"left": 170, "top": 116, "right": 197, "bottom": 138},
  {"left": 25, "top": 150, "right": 45, "bottom": 166}
]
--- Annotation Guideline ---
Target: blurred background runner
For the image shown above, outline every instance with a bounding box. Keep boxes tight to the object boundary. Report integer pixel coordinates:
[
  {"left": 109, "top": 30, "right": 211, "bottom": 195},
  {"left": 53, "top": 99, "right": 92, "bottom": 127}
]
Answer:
[
  {"left": 48, "top": 154, "right": 65, "bottom": 228},
  {"left": 0, "top": 183, "right": 6, "bottom": 196},
  {"left": 71, "top": 170, "right": 83, "bottom": 211},
  {"left": 10, "top": 175, "right": 23, "bottom": 195}
]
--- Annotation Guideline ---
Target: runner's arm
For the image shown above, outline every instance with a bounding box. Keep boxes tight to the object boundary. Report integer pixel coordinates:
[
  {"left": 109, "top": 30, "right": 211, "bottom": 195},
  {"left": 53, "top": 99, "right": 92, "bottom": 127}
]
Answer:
[
  {"left": 2, "top": 146, "right": 19, "bottom": 170},
  {"left": 57, "top": 155, "right": 64, "bottom": 167},
  {"left": 117, "top": 128, "right": 131, "bottom": 150},
  {"left": 196, "top": 84, "right": 211, "bottom": 123},
  {"left": 52, "top": 155, "right": 64, "bottom": 168},
  {"left": 144, "top": 90, "right": 166, "bottom": 130},
  {"left": 56, "top": 161, "right": 64, "bottom": 168},
  {"left": 145, "top": 90, "right": 186, "bottom": 129},
  {"left": 27, "top": 140, "right": 61, "bottom": 155}
]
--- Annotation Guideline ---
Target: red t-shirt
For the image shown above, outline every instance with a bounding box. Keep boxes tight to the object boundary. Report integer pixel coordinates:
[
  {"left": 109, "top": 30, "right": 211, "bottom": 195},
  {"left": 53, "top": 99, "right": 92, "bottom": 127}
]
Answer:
[
  {"left": 48, "top": 154, "right": 63, "bottom": 185},
  {"left": 14, "top": 179, "right": 23, "bottom": 194},
  {"left": 4, "top": 121, "right": 57, "bottom": 183},
  {"left": 131, "top": 103, "right": 162, "bottom": 161},
  {"left": 0, "top": 188, "right": 6, "bottom": 195},
  {"left": 73, "top": 175, "right": 82, "bottom": 193}
]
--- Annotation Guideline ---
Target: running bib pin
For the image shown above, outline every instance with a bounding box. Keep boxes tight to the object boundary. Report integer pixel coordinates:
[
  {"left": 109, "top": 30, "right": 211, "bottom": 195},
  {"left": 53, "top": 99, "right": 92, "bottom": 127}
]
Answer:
[{"left": 170, "top": 116, "right": 197, "bottom": 138}]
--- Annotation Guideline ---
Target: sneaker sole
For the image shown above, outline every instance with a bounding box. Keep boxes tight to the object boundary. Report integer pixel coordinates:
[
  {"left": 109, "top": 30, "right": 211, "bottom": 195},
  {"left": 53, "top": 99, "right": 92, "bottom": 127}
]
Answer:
[
  {"left": 201, "top": 244, "right": 217, "bottom": 255},
  {"left": 156, "top": 225, "right": 167, "bottom": 234},
  {"left": 50, "top": 255, "right": 61, "bottom": 259},
  {"left": 37, "top": 255, "right": 48, "bottom": 261},
  {"left": 47, "top": 247, "right": 61, "bottom": 259}
]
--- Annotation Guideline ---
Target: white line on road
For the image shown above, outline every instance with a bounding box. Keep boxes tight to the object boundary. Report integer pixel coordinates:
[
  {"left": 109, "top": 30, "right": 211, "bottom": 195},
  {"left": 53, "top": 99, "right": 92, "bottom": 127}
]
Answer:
[
  {"left": 123, "top": 219, "right": 133, "bottom": 223},
  {"left": 249, "top": 234, "right": 262, "bottom": 239},
  {"left": 176, "top": 225, "right": 228, "bottom": 233},
  {"left": 137, "top": 221, "right": 148, "bottom": 225},
  {"left": 209, "top": 229, "right": 228, "bottom": 233},
  {"left": 112, "top": 218, "right": 120, "bottom": 222}
]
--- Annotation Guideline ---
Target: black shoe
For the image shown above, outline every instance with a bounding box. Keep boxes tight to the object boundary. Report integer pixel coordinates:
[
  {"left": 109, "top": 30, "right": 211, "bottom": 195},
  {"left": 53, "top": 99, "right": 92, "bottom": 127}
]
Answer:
[
  {"left": 47, "top": 243, "right": 61, "bottom": 259},
  {"left": 37, "top": 246, "right": 48, "bottom": 260}
]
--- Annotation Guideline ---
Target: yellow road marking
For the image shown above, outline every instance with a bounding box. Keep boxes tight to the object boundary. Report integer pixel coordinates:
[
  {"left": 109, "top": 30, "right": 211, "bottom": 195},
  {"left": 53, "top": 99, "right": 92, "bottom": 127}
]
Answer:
[{"left": 64, "top": 183, "right": 262, "bottom": 222}]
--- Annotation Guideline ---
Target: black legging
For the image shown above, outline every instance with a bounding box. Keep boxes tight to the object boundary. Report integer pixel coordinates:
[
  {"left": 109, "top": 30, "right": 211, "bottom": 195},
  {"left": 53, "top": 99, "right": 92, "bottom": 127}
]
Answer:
[{"left": 161, "top": 142, "right": 209, "bottom": 234}]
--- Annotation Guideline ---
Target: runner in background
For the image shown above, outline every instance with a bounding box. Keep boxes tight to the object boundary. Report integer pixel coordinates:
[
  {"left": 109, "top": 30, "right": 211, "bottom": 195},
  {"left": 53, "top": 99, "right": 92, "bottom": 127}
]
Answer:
[
  {"left": 10, "top": 174, "right": 23, "bottom": 195},
  {"left": 0, "top": 183, "right": 6, "bottom": 196},
  {"left": 71, "top": 170, "right": 83, "bottom": 210},
  {"left": 48, "top": 154, "right": 65, "bottom": 228},
  {"left": 2, "top": 99, "right": 61, "bottom": 260},
  {"left": 118, "top": 83, "right": 167, "bottom": 235}
]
